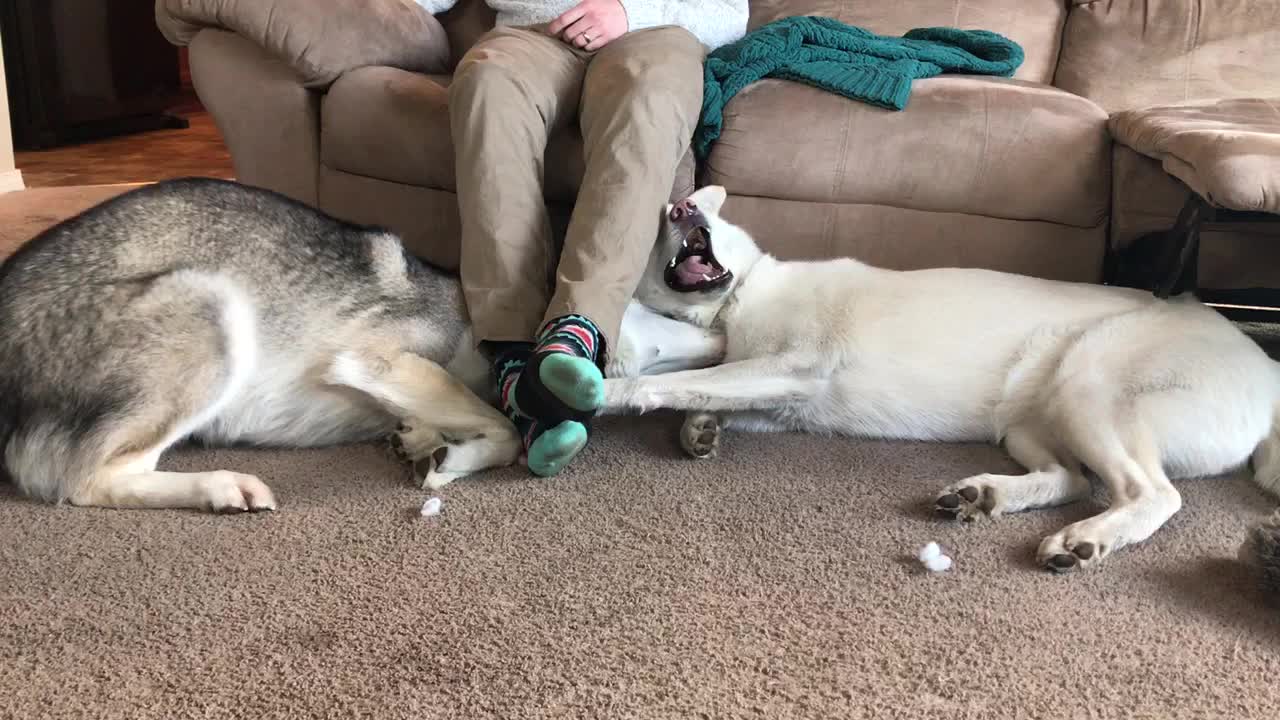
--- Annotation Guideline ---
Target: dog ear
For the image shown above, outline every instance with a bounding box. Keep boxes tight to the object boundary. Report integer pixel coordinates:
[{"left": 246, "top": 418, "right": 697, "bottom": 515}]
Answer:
[{"left": 693, "top": 185, "right": 728, "bottom": 214}]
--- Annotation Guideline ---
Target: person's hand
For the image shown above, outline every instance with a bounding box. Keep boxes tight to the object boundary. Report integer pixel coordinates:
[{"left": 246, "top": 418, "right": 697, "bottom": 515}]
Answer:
[{"left": 547, "top": 0, "right": 629, "bottom": 52}]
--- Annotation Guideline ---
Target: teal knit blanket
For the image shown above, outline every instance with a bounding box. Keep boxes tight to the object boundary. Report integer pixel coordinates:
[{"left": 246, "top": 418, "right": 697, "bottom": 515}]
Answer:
[{"left": 694, "top": 16, "right": 1025, "bottom": 159}]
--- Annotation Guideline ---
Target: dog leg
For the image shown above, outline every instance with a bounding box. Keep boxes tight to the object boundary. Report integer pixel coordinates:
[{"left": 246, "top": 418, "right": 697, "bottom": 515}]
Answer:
[
  {"left": 326, "top": 350, "right": 522, "bottom": 488},
  {"left": 680, "top": 413, "right": 722, "bottom": 459},
  {"left": 68, "top": 444, "right": 275, "bottom": 513},
  {"left": 609, "top": 302, "right": 726, "bottom": 378},
  {"left": 1036, "top": 419, "right": 1181, "bottom": 573},
  {"left": 71, "top": 470, "right": 277, "bottom": 513},
  {"left": 604, "top": 357, "right": 820, "bottom": 414},
  {"left": 7, "top": 269, "right": 277, "bottom": 513},
  {"left": 678, "top": 411, "right": 792, "bottom": 459},
  {"left": 935, "top": 427, "right": 1091, "bottom": 521}
]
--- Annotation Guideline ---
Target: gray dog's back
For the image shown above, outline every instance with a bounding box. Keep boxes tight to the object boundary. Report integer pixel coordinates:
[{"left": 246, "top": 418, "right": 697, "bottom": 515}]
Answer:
[{"left": 0, "top": 178, "right": 476, "bottom": 503}]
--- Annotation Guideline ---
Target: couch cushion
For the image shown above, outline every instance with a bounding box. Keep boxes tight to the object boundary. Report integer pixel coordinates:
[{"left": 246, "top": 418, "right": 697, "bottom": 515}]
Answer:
[
  {"left": 1109, "top": 97, "right": 1280, "bottom": 214},
  {"left": 702, "top": 77, "right": 1110, "bottom": 228},
  {"left": 157, "top": 0, "right": 451, "bottom": 89},
  {"left": 321, "top": 66, "right": 694, "bottom": 203},
  {"left": 721, "top": 195, "right": 1106, "bottom": 282},
  {"left": 321, "top": 66, "right": 583, "bottom": 201},
  {"left": 746, "top": 1, "right": 1068, "bottom": 84},
  {"left": 1055, "top": 0, "right": 1280, "bottom": 113}
]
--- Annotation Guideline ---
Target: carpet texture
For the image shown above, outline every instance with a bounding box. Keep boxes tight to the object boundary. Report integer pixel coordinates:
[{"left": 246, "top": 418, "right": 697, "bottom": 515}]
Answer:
[{"left": 2, "top": 186, "right": 1279, "bottom": 719}]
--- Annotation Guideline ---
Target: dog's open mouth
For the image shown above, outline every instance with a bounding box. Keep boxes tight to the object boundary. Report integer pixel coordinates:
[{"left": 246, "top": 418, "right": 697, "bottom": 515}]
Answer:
[{"left": 664, "top": 226, "right": 732, "bottom": 293}]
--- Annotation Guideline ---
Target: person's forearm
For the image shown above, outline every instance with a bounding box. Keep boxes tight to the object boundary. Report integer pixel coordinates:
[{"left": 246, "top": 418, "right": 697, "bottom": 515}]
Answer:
[{"left": 619, "top": 1, "right": 750, "bottom": 50}]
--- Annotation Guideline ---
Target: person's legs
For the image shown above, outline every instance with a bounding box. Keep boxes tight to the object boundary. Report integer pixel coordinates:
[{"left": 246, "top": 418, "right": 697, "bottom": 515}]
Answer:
[
  {"left": 450, "top": 25, "right": 707, "bottom": 477},
  {"left": 450, "top": 26, "right": 584, "bottom": 345},
  {"left": 542, "top": 27, "right": 708, "bottom": 367},
  {"left": 450, "top": 26, "right": 593, "bottom": 476},
  {"left": 492, "top": 27, "right": 707, "bottom": 476}
]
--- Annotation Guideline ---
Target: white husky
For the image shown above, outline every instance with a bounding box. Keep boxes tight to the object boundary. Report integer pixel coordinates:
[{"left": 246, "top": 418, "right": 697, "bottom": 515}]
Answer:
[{"left": 604, "top": 185, "right": 1280, "bottom": 573}]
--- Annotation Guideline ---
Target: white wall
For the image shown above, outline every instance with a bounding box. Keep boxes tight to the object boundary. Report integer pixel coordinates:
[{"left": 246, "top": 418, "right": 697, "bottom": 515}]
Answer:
[{"left": 0, "top": 32, "right": 26, "bottom": 194}]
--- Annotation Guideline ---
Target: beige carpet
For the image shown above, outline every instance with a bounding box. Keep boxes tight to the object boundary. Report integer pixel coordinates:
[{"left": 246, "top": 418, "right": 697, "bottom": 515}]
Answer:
[{"left": 2, "top": 187, "right": 1279, "bottom": 719}]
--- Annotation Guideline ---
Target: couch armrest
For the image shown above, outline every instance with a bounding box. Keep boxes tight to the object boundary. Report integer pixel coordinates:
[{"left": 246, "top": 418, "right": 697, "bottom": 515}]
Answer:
[
  {"left": 189, "top": 30, "right": 322, "bottom": 205},
  {"left": 156, "top": 0, "right": 451, "bottom": 89}
]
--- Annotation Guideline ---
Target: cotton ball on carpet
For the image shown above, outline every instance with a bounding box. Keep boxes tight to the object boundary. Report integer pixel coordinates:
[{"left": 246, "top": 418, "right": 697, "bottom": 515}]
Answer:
[
  {"left": 918, "top": 542, "right": 941, "bottom": 562},
  {"left": 923, "top": 554, "right": 953, "bottom": 572},
  {"left": 421, "top": 497, "right": 442, "bottom": 518},
  {"left": 917, "top": 541, "right": 953, "bottom": 573}
]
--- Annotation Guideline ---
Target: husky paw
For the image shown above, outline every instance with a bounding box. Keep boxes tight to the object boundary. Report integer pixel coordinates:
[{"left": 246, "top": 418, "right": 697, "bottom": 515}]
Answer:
[
  {"left": 680, "top": 413, "right": 721, "bottom": 460},
  {"left": 390, "top": 422, "right": 463, "bottom": 489},
  {"left": 205, "top": 471, "right": 276, "bottom": 513},
  {"left": 1037, "top": 525, "right": 1107, "bottom": 573},
  {"left": 414, "top": 446, "right": 465, "bottom": 490},
  {"left": 388, "top": 421, "right": 442, "bottom": 463},
  {"left": 935, "top": 475, "right": 1001, "bottom": 522}
]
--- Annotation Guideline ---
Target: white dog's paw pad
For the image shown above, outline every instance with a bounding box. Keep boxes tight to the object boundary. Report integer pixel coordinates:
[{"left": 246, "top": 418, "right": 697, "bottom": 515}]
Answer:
[
  {"left": 934, "top": 483, "right": 996, "bottom": 522},
  {"left": 1037, "top": 533, "right": 1103, "bottom": 574},
  {"left": 680, "top": 414, "right": 721, "bottom": 460}
]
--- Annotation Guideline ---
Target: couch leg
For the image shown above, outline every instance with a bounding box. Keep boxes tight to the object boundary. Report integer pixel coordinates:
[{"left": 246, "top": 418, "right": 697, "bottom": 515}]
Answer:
[{"left": 1152, "top": 193, "right": 1210, "bottom": 299}]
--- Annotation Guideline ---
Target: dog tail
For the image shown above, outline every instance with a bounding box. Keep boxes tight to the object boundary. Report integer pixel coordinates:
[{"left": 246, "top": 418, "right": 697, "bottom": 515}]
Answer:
[
  {"left": 0, "top": 382, "right": 16, "bottom": 488},
  {"left": 2, "top": 416, "right": 115, "bottom": 504},
  {"left": 0, "top": 413, "right": 12, "bottom": 486}
]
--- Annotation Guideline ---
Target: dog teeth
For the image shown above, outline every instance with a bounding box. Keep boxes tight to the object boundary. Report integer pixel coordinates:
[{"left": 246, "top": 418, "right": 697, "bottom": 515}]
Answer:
[
  {"left": 669, "top": 258, "right": 678, "bottom": 268},
  {"left": 702, "top": 273, "right": 712, "bottom": 281}
]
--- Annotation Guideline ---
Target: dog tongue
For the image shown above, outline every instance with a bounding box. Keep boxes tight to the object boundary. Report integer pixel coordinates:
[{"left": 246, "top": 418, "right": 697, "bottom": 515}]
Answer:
[{"left": 675, "top": 255, "right": 714, "bottom": 284}]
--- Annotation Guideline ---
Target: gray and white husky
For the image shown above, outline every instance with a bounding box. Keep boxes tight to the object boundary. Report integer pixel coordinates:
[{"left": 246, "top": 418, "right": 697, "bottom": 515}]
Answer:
[{"left": 0, "top": 178, "right": 723, "bottom": 513}]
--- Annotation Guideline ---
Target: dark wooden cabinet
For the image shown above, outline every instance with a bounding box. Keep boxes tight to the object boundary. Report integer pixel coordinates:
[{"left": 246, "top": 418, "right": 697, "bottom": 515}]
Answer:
[{"left": 0, "top": 0, "right": 188, "bottom": 150}]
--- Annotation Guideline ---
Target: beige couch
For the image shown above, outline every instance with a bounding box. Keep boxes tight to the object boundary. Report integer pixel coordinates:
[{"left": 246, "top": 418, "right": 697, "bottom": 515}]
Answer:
[{"left": 155, "top": 0, "right": 1280, "bottom": 289}]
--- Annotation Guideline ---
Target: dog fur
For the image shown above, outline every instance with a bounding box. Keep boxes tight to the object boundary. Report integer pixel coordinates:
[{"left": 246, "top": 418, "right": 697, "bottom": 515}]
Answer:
[
  {"left": 606, "top": 185, "right": 1280, "bottom": 574},
  {"left": 0, "top": 178, "right": 723, "bottom": 513}
]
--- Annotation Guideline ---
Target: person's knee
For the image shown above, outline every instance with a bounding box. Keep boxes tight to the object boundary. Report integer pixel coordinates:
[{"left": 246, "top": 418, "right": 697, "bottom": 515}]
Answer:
[
  {"left": 601, "top": 28, "right": 704, "bottom": 87},
  {"left": 641, "top": 26, "right": 707, "bottom": 62},
  {"left": 591, "top": 53, "right": 703, "bottom": 121},
  {"left": 450, "top": 51, "right": 523, "bottom": 102}
]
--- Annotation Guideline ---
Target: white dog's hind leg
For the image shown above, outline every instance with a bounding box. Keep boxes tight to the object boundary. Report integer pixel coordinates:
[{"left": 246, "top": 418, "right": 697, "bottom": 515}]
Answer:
[
  {"left": 326, "top": 350, "right": 522, "bottom": 488},
  {"left": 936, "top": 427, "right": 1091, "bottom": 521},
  {"left": 1037, "top": 417, "right": 1181, "bottom": 573}
]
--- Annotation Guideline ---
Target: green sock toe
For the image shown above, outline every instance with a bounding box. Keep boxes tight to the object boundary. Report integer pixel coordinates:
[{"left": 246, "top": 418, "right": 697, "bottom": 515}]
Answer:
[
  {"left": 537, "top": 353, "right": 605, "bottom": 413},
  {"left": 527, "top": 420, "right": 589, "bottom": 477}
]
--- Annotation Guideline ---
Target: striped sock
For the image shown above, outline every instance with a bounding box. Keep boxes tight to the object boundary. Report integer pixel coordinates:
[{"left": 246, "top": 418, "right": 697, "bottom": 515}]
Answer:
[
  {"left": 514, "top": 314, "right": 606, "bottom": 425},
  {"left": 492, "top": 343, "right": 591, "bottom": 478}
]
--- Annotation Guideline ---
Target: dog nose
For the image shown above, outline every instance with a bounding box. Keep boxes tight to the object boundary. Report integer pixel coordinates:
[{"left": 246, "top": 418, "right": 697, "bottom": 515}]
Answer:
[{"left": 669, "top": 198, "right": 696, "bottom": 221}]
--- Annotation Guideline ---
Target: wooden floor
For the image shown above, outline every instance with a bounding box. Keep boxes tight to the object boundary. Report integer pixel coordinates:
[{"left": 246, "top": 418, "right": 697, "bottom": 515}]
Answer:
[{"left": 14, "top": 110, "right": 234, "bottom": 188}]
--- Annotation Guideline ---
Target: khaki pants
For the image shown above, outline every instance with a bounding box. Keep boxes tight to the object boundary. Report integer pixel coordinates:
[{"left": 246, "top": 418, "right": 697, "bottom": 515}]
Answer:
[{"left": 449, "top": 24, "right": 707, "bottom": 360}]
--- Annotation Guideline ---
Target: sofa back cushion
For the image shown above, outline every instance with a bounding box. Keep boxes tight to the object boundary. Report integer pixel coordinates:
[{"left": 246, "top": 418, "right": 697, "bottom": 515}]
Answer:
[
  {"left": 746, "top": 1, "right": 1069, "bottom": 84},
  {"left": 1055, "top": 0, "right": 1280, "bottom": 112}
]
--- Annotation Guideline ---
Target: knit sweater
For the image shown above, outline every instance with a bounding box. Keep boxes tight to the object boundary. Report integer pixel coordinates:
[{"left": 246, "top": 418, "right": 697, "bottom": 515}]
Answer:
[
  {"left": 414, "top": 1, "right": 749, "bottom": 51},
  {"left": 694, "top": 16, "right": 1025, "bottom": 159}
]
